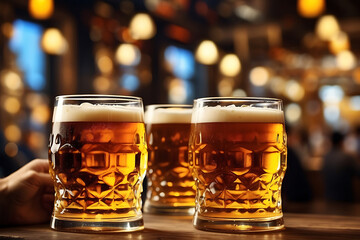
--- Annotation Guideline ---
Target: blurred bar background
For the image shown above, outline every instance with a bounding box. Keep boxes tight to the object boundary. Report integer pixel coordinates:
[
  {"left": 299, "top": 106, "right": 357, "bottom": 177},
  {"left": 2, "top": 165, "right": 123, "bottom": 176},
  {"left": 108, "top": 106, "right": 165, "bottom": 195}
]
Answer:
[{"left": 0, "top": 0, "right": 360, "bottom": 210}]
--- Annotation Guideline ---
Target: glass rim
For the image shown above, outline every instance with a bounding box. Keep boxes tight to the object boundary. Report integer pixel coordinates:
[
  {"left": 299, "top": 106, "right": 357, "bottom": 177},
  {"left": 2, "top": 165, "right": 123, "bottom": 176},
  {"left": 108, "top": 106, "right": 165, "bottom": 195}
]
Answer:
[
  {"left": 194, "top": 96, "right": 282, "bottom": 103},
  {"left": 146, "top": 104, "right": 192, "bottom": 109},
  {"left": 55, "top": 94, "right": 143, "bottom": 101}
]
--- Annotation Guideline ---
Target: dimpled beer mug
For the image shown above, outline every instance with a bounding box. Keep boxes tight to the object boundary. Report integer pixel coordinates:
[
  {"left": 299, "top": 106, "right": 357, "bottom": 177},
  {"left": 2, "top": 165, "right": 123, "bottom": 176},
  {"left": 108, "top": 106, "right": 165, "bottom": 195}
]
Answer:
[
  {"left": 144, "top": 105, "right": 195, "bottom": 215},
  {"left": 48, "top": 95, "right": 147, "bottom": 232},
  {"left": 189, "top": 97, "right": 287, "bottom": 232}
]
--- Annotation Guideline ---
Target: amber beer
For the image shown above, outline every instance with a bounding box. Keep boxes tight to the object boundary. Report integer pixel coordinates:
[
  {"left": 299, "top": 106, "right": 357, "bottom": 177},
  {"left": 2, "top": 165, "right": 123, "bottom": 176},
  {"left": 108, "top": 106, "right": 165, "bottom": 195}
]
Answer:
[
  {"left": 144, "top": 105, "right": 195, "bottom": 215},
  {"left": 189, "top": 98, "right": 287, "bottom": 232},
  {"left": 48, "top": 95, "right": 147, "bottom": 232}
]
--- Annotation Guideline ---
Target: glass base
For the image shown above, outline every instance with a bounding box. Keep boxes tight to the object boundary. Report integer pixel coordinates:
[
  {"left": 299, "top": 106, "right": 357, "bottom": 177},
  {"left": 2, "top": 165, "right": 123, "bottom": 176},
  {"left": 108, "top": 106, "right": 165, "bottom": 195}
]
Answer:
[
  {"left": 144, "top": 202, "right": 195, "bottom": 216},
  {"left": 50, "top": 215, "right": 144, "bottom": 233},
  {"left": 193, "top": 213, "right": 284, "bottom": 233}
]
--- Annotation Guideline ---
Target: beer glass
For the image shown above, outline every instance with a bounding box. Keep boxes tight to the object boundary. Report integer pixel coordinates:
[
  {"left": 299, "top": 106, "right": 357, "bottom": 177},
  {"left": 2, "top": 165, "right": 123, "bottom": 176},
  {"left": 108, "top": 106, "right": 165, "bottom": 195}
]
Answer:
[
  {"left": 48, "top": 95, "right": 147, "bottom": 232},
  {"left": 189, "top": 97, "right": 287, "bottom": 232},
  {"left": 144, "top": 104, "right": 195, "bottom": 215}
]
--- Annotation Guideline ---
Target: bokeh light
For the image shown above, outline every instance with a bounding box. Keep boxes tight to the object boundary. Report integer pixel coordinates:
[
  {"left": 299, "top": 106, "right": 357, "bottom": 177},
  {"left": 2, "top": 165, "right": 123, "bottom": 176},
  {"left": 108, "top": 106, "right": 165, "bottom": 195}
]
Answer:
[
  {"left": 284, "top": 80, "right": 305, "bottom": 102},
  {"left": 168, "top": 78, "right": 187, "bottom": 103},
  {"left": 269, "top": 76, "right": 286, "bottom": 95},
  {"left": 297, "top": 0, "right": 325, "bottom": 18},
  {"left": 316, "top": 15, "right": 340, "bottom": 41},
  {"left": 324, "top": 105, "right": 340, "bottom": 124},
  {"left": 1, "top": 70, "right": 23, "bottom": 92},
  {"left": 29, "top": 0, "right": 54, "bottom": 19},
  {"left": 164, "top": 45, "right": 195, "bottom": 80},
  {"left": 97, "top": 55, "right": 113, "bottom": 74},
  {"left": 4, "top": 125, "right": 22, "bottom": 142},
  {"left": 93, "top": 76, "right": 112, "bottom": 93},
  {"left": 195, "top": 40, "right": 219, "bottom": 65},
  {"left": 129, "top": 13, "right": 156, "bottom": 40},
  {"left": 10, "top": 20, "right": 46, "bottom": 91},
  {"left": 41, "top": 28, "right": 68, "bottom": 55},
  {"left": 219, "top": 54, "right": 241, "bottom": 77},
  {"left": 350, "top": 96, "right": 360, "bottom": 111},
  {"left": 285, "top": 103, "right": 302, "bottom": 124},
  {"left": 4, "top": 97, "right": 21, "bottom": 114},
  {"left": 5, "top": 142, "right": 18, "bottom": 157},
  {"left": 336, "top": 50, "right": 356, "bottom": 71},
  {"left": 31, "top": 105, "right": 50, "bottom": 124},
  {"left": 120, "top": 74, "right": 140, "bottom": 92},
  {"left": 232, "top": 88, "right": 247, "bottom": 97},
  {"left": 25, "top": 93, "right": 48, "bottom": 109},
  {"left": 28, "top": 131, "right": 47, "bottom": 151},
  {"left": 249, "top": 66, "right": 270, "bottom": 86},
  {"left": 329, "top": 31, "right": 350, "bottom": 54},
  {"left": 319, "top": 85, "right": 344, "bottom": 104},
  {"left": 218, "top": 78, "right": 234, "bottom": 96},
  {"left": 115, "top": 43, "right": 141, "bottom": 66}
]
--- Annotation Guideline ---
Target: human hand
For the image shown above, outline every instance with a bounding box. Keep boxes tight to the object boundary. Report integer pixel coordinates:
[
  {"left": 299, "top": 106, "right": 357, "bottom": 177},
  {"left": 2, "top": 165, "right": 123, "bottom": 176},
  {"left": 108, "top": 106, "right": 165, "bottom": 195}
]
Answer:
[{"left": 0, "top": 159, "right": 54, "bottom": 226}]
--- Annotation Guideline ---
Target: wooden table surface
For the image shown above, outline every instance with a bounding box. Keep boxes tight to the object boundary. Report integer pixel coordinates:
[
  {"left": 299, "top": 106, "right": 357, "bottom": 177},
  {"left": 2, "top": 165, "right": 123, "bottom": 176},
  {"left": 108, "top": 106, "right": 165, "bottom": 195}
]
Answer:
[{"left": 1, "top": 213, "right": 360, "bottom": 240}]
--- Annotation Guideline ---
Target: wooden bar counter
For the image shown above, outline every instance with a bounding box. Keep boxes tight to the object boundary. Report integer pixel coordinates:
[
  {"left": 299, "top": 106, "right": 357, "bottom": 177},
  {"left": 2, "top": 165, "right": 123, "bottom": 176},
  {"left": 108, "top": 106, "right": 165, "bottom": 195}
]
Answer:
[{"left": 1, "top": 212, "right": 360, "bottom": 239}]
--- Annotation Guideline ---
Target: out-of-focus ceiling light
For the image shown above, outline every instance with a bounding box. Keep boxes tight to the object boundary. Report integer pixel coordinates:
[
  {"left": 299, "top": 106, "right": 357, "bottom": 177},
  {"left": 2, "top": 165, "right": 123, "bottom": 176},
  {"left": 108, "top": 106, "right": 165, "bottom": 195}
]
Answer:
[
  {"left": 316, "top": 15, "right": 340, "bottom": 41},
  {"left": 249, "top": 66, "right": 270, "bottom": 86},
  {"left": 195, "top": 40, "right": 219, "bottom": 65},
  {"left": 297, "top": 0, "right": 325, "bottom": 18},
  {"left": 129, "top": 13, "right": 156, "bottom": 40},
  {"left": 29, "top": 0, "right": 54, "bottom": 20},
  {"left": 219, "top": 54, "right": 241, "bottom": 77},
  {"left": 115, "top": 43, "right": 141, "bottom": 66},
  {"left": 1, "top": 70, "right": 23, "bottom": 92},
  {"left": 41, "top": 28, "right": 68, "bottom": 55},
  {"left": 336, "top": 50, "right": 356, "bottom": 71},
  {"left": 284, "top": 80, "right": 305, "bottom": 102},
  {"left": 285, "top": 103, "right": 302, "bottom": 124}
]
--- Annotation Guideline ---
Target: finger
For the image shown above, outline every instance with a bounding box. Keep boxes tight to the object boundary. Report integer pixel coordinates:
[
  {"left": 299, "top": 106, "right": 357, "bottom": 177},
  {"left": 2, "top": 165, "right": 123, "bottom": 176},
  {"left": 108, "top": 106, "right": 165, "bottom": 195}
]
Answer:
[
  {"left": 25, "top": 171, "right": 54, "bottom": 188},
  {"left": 26, "top": 159, "right": 50, "bottom": 173}
]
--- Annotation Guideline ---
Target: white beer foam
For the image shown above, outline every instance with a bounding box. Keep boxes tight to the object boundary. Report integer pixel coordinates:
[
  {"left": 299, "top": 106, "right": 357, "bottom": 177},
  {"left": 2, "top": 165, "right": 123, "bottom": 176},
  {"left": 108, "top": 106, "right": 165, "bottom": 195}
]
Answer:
[
  {"left": 192, "top": 105, "right": 284, "bottom": 123},
  {"left": 53, "top": 103, "right": 144, "bottom": 122},
  {"left": 145, "top": 108, "right": 192, "bottom": 124}
]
